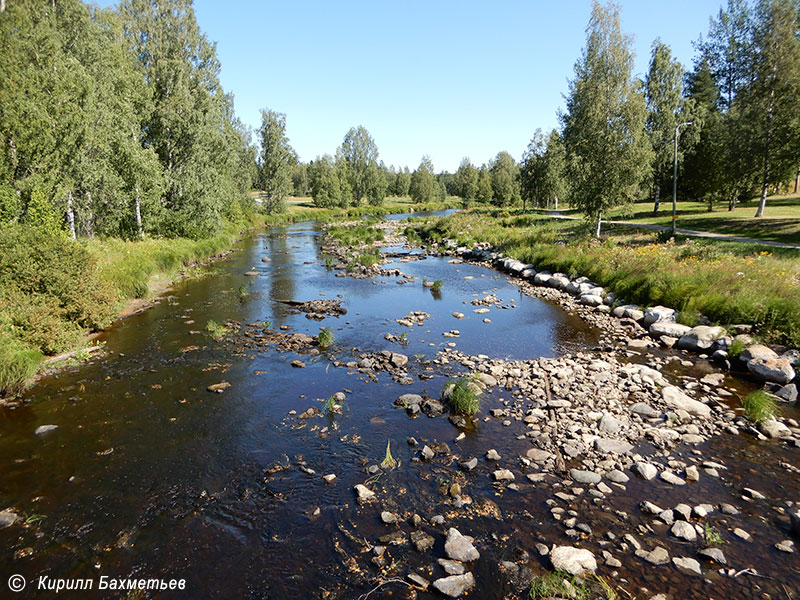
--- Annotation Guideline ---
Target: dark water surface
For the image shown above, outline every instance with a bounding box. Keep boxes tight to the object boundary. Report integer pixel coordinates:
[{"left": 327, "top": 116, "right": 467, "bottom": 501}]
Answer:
[{"left": 0, "top": 220, "right": 797, "bottom": 599}]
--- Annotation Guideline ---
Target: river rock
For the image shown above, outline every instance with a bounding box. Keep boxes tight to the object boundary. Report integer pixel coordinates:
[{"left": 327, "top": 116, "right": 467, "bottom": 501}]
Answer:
[
  {"left": 747, "top": 358, "right": 796, "bottom": 384},
  {"left": 672, "top": 556, "right": 702, "bottom": 576},
  {"left": 677, "top": 326, "right": 725, "bottom": 352},
  {"left": 549, "top": 546, "right": 597, "bottom": 575},
  {"left": 791, "top": 509, "right": 800, "bottom": 538},
  {"left": 34, "top": 424, "right": 59, "bottom": 435},
  {"left": 432, "top": 573, "right": 475, "bottom": 598},
  {"left": 645, "top": 546, "right": 670, "bottom": 565},
  {"left": 396, "top": 393, "right": 423, "bottom": 407},
  {"left": 493, "top": 469, "right": 515, "bottom": 481},
  {"left": 740, "top": 344, "right": 778, "bottom": 362},
  {"left": 570, "top": 469, "right": 601, "bottom": 484},
  {"left": 613, "top": 304, "right": 645, "bottom": 321},
  {"left": 775, "top": 383, "right": 798, "bottom": 403},
  {"left": 671, "top": 521, "right": 697, "bottom": 542},
  {"left": 444, "top": 528, "right": 480, "bottom": 562},
  {"left": 390, "top": 353, "right": 409, "bottom": 368},
  {"left": 290, "top": 360, "right": 306, "bottom": 368},
  {"left": 410, "top": 530, "right": 435, "bottom": 552},
  {"left": 526, "top": 448, "right": 552, "bottom": 462},
  {"left": 633, "top": 462, "right": 658, "bottom": 481},
  {"left": 354, "top": 484, "right": 375, "bottom": 502},
  {"left": 644, "top": 306, "right": 676, "bottom": 326},
  {"left": 580, "top": 294, "right": 604, "bottom": 307},
  {"left": 606, "top": 469, "right": 629, "bottom": 483},
  {"left": 698, "top": 547, "right": 727, "bottom": 565},
  {"left": 0, "top": 510, "right": 18, "bottom": 529},
  {"left": 486, "top": 449, "right": 501, "bottom": 461},
  {"left": 759, "top": 418, "right": 791, "bottom": 439},
  {"left": 437, "top": 558, "right": 465, "bottom": 575},
  {"left": 662, "top": 386, "right": 711, "bottom": 417},
  {"left": 460, "top": 457, "right": 478, "bottom": 471},
  {"left": 649, "top": 321, "right": 692, "bottom": 338},
  {"left": 593, "top": 438, "right": 633, "bottom": 454},
  {"left": 630, "top": 402, "right": 660, "bottom": 418},
  {"left": 598, "top": 413, "right": 622, "bottom": 434}
]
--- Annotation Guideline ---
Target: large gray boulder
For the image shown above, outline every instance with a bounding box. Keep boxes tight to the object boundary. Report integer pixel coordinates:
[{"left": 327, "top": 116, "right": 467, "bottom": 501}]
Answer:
[
  {"left": 644, "top": 306, "right": 676, "bottom": 327},
  {"left": 740, "top": 344, "right": 778, "bottom": 362},
  {"left": 662, "top": 386, "right": 711, "bottom": 417},
  {"left": 612, "top": 304, "right": 644, "bottom": 321},
  {"left": 550, "top": 546, "right": 597, "bottom": 575},
  {"left": 677, "top": 326, "right": 726, "bottom": 352},
  {"left": 649, "top": 321, "right": 692, "bottom": 338},
  {"left": 534, "top": 272, "right": 552, "bottom": 286},
  {"left": 747, "top": 358, "right": 796, "bottom": 385},
  {"left": 444, "top": 528, "right": 480, "bottom": 562}
]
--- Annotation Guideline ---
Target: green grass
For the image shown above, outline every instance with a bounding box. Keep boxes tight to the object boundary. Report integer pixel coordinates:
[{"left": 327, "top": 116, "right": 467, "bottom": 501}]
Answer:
[
  {"left": 0, "top": 331, "right": 43, "bottom": 398},
  {"left": 729, "top": 338, "right": 746, "bottom": 358},
  {"left": 443, "top": 377, "right": 482, "bottom": 416},
  {"left": 529, "top": 572, "right": 589, "bottom": 600},
  {"left": 742, "top": 390, "right": 780, "bottom": 423},
  {"left": 205, "top": 319, "right": 230, "bottom": 341},
  {"left": 409, "top": 209, "right": 800, "bottom": 346},
  {"left": 326, "top": 224, "right": 384, "bottom": 246},
  {"left": 431, "top": 279, "right": 443, "bottom": 292},
  {"left": 318, "top": 327, "right": 334, "bottom": 349},
  {"left": 354, "top": 249, "right": 381, "bottom": 267},
  {"left": 705, "top": 522, "right": 725, "bottom": 546},
  {"left": 380, "top": 439, "right": 399, "bottom": 469}
]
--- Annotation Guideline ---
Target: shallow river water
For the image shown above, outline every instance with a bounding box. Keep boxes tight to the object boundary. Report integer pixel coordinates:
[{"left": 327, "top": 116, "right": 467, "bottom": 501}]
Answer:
[{"left": 0, "top": 217, "right": 798, "bottom": 600}]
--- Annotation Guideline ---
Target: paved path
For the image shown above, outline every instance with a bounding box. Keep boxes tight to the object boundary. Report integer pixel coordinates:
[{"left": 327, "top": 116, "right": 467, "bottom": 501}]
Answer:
[{"left": 542, "top": 212, "right": 800, "bottom": 250}]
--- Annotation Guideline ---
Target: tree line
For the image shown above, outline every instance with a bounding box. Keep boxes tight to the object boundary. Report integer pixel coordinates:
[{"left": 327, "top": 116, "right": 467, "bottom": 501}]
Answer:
[
  {"left": 519, "top": 0, "right": 800, "bottom": 235},
  {"left": 0, "top": 0, "right": 258, "bottom": 240}
]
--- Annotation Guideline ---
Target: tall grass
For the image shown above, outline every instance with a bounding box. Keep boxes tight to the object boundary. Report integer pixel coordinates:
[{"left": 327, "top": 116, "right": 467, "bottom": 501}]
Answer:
[
  {"left": 0, "top": 332, "right": 43, "bottom": 397},
  {"left": 742, "top": 390, "right": 780, "bottom": 423},
  {"left": 411, "top": 209, "right": 800, "bottom": 346},
  {"left": 443, "top": 377, "right": 482, "bottom": 416}
]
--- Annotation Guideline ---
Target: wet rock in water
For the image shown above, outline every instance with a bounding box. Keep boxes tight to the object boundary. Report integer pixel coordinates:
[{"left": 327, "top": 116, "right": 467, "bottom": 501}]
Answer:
[
  {"left": 34, "top": 424, "right": 59, "bottom": 435},
  {"left": 381, "top": 511, "right": 397, "bottom": 524},
  {"left": 526, "top": 448, "right": 552, "bottom": 462},
  {"left": 748, "top": 358, "right": 796, "bottom": 384},
  {"left": 570, "top": 469, "right": 601, "bottom": 484},
  {"left": 452, "top": 312, "right": 464, "bottom": 319},
  {"left": 407, "top": 573, "right": 429, "bottom": 589},
  {"left": 437, "top": 558, "right": 466, "bottom": 575},
  {"left": 775, "top": 383, "right": 798, "bottom": 403},
  {"left": 353, "top": 484, "right": 375, "bottom": 503},
  {"left": 759, "top": 418, "right": 791, "bottom": 439},
  {"left": 672, "top": 557, "right": 702, "bottom": 576},
  {"left": 395, "top": 393, "right": 423, "bottom": 408},
  {"left": 775, "top": 540, "right": 795, "bottom": 553},
  {"left": 740, "top": 344, "right": 778, "bottom": 362},
  {"left": 290, "top": 360, "right": 306, "bottom": 368},
  {"left": 550, "top": 546, "right": 597, "bottom": 575},
  {"left": 421, "top": 445, "right": 435, "bottom": 461},
  {"left": 410, "top": 530, "right": 435, "bottom": 552},
  {"left": 645, "top": 546, "right": 670, "bottom": 565},
  {"left": 685, "top": 465, "right": 700, "bottom": 482},
  {"left": 593, "top": 438, "right": 633, "bottom": 454},
  {"left": 661, "top": 386, "right": 710, "bottom": 417},
  {"left": 298, "top": 407, "right": 320, "bottom": 419},
  {"left": 633, "top": 462, "right": 658, "bottom": 481},
  {"left": 790, "top": 509, "right": 800, "bottom": 538},
  {"left": 698, "top": 547, "right": 727, "bottom": 565},
  {"left": 322, "top": 474, "right": 336, "bottom": 483},
  {"left": 460, "top": 457, "right": 478, "bottom": 471},
  {"left": 432, "top": 573, "right": 475, "bottom": 598},
  {"left": 659, "top": 471, "right": 686, "bottom": 486},
  {"left": 422, "top": 399, "right": 445, "bottom": 417},
  {"left": 671, "top": 521, "right": 697, "bottom": 542},
  {"left": 486, "top": 449, "right": 501, "bottom": 461},
  {"left": 390, "top": 352, "right": 409, "bottom": 368},
  {"left": 641, "top": 501, "right": 664, "bottom": 515},
  {"left": 244, "top": 270, "right": 259, "bottom": 277},
  {"left": 444, "top": 528, "right": 480, "bottom": 562},
  {"left": 732, "top": 528, "right": 752, "bottom": 542},
  {"left": 379, "top": 530, "right": 407, "bottom": 545},
  {"left": 493, "top": 469, "right": 515, "bottom": 482},
  {"left": 606, "top": 469, "right": 629, "bottom": 484},
  {"left": 0, "top": 510, "right": 19, "bottom": 529},
  {"left": 277, "top": 299, "right": 347, "bottom": 320}
]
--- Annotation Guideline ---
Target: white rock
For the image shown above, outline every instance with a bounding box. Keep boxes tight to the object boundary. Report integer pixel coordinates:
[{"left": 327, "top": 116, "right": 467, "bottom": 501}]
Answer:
[
  {"left": 550, "top": 546, "right": 597, "bottom": 575},
  {"left": 662, "top": 386, "right": 711, "bottom": 417}
]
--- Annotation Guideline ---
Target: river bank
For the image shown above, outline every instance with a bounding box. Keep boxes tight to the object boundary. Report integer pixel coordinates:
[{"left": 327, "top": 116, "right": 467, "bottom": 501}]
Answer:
[{"left": 0, "top": 215, "right": 797, "bottom": 600}]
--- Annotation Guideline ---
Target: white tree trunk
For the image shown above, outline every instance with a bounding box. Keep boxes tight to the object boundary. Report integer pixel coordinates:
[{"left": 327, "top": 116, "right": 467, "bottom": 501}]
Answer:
[
  {"left": 652, "top": 185, "right": 660, "bottom": 215},
  {"left": 134, "top": 186, "right": 144, "bottom": 238},
  {"left": 595, "top": 211, "right": 602, "bottom": 238},
  {"left": 66, "top": 190, "right": 76, "bottom": 240}
]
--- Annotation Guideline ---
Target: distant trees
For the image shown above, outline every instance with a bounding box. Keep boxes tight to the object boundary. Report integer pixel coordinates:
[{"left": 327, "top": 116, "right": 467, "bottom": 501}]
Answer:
[
  {"left": 520, "top": 129, "right": 567, "bottom": 211},
  {"left": 0, "top": 0, "right": 257, "bottom": 240},
  {"left": 454, "top": 158, "right": 479, "bottom": 205},
  {"left": 410, "top": 156, "right": 438, "bottom": 203},
  {"left": 339, "top": 126, "right": 384, "bottom": 205},
  {"left": 308, "top": 155, "right": 341, "bottom": 208},
  {"left": 258, "top": 109, "right": 293, "bottom": 214},
  {"left": 393, "top": 168, "right": 411, "bottom": 197},
  {"left": 560, "top": 1, "right": 652, "bottom": 237}
]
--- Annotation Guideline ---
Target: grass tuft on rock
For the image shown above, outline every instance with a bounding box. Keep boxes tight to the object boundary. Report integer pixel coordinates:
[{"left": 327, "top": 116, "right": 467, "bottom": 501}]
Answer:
[
  {"left": 742, "top": 390, "right": 779, "bottom": 423},
  {"left": 529, "top": 572, "right": 589, "bottom": 600},
  {"left": 443, "top": 377, "right": 482, "bottom": 416},
  {"left": 0, "top": 332, "right": 43, "bottom": 398},
  {"left": 318, "top": 327, "right": 334, "bottom": 349}
]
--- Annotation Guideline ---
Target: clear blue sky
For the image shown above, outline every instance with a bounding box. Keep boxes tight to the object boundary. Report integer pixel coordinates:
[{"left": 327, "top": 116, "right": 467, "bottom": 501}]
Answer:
[{"left": 105, "top": 1, "right": 727, "bottom": 172}]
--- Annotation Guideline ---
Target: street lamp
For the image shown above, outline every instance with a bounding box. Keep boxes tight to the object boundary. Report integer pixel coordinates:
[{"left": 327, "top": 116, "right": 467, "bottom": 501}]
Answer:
[{"left": 672, "top": 122, "right": 693, "bottom": 235}]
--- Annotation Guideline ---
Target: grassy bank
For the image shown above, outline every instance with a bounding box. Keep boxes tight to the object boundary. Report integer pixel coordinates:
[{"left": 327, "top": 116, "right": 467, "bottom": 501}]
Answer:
[
  {"left": 409, "top": 209, "right": 800, "bottom": 346},
  {"left": 0, "top": 198, "right": 459, "bottom": 398}
]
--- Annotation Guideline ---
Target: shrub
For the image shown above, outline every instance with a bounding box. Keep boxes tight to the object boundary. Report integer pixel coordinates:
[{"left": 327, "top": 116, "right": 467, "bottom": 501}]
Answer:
[
  {"left": 431, "top": 280, "right": 443, "bottom": 292},
  {"left": 742, "top": 390, "right": 779, "bottom": 423},
  {"left": 443, "top": 377, "right": 481, "bottom": 416},
  {"left": 318, "top": 327, "right": 334, "bottom": 349},
  {"left": 0, "top": 332, "right": 42, "bottom": 398}
]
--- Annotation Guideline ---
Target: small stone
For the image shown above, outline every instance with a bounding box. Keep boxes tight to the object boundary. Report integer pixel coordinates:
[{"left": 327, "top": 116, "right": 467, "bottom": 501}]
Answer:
[
  {"left": 493, "top": 469, "right": 515, "bottom": 482},
  {"left": 570, "top": 469, "right": 601, "bottom": 484},
  {"left": 660, "top": 471, "right": 686, "bottom": 486},
  {"left": 645, "top": 546, "right": 670, "bottom": 565},
  {"left": 732, "top": 528, "right": 752, "bottom": 542},
  {"left": 407, "top": 573, "right": 429, "bottom": 589},
  {"left": 432, "top": 573, "right": 475, "bottom": 598},
  {"left": 550, "top": 546, "right": 597, "bottom": 575},
  {"left": 698, "top": 547, "right": 727, "bottom": 565},
  {"left": 381, "top": 511, "right": 397, "bottom": 524},
  {"left": 633, "top": 462, "right": 658, "bottom": 481},
  {"left": 354, "top": 484, "right": 375, "bottom": 502},
  {"left": 775, "top": 540, "right": 795, "bottom": 553},
  {"left": 685, "top": 466, "right": 700, "bottom": 482},
  {"left": 672, "top": 556, "right": 702, "bottom": 576},
  {"left": 671, "top": 521, "right": 697, "bottom": 542},
  {"left": 410, "top": 530, "right": 435, "bottom": 552},
  {"left": 322, "top": 474, "right": 336, "bottom": 483},
  {"left": 0, "top": 510, "right": 19, "bottom": 529},
  {"left": 486, "top": 449, "right": 501, "bottom": 461},
  {"left": 290, "top": 360, "right": 306, "bottom": 368},
  {"left": 437, "top": 558, "right": 466, "bottom": 575},
  {"left": 34, "top": 424, "right": 59, "bottom": 435},
  {"left": 421, "top": 445, "right": 435, "bottom": 461},
  {"left": 444, "top": 528, "right": 480, "bottom": 562},
  {"left": 606, "top": 469, "right": 629, "bottom": 484}
]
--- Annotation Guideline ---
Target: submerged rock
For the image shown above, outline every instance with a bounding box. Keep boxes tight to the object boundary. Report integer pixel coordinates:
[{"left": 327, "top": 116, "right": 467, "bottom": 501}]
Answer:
[
  {"left": 444, "top": 528, "right": 480, "bottom": 562},
  {"left": 550, "top": 546, "right": 597, "bottom": 575},
  {"left": 432, "top": 573, "right": 475, "bottom": 598}
]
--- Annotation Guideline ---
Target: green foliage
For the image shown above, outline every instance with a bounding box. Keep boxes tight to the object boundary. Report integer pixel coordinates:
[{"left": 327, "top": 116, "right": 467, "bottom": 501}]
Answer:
[
  {"left": 520, "top": 129, "right": 567, "bottom": 211},
  {"left": 327, "top": 224, "right": 384, "bottom": 246},
  {"left": 454, "top": 158, "right": 479, "bottom": 205},
  {"left": 728, "top": 338, "right": 745, "bottom": 358},
  {"left": 704, "top": 522, "right": 725, "bottom": 546},
  {"left": 561, "top": 2, "right": 653, "bottom": 236},
  {"left": 380, "top": 439, "right": 399, "bottom": 470},
  {"left": 206, "top": 319, "right": 230, "bottom": 341},
  {"left": 529, "top": 572, "right": 589, "bottom": 600},
  {"left": 431, "top": 280, "right": 443, "bottom": 292},
  {"left": 257, "top": 109, "right": 293, "bottom": 214},
  {"left": 410, "top": 156, "right": 438, "bottom": 204},
  {"left": 443, "top": 377, "right": 481, "bottom": 416},
  {"left": 489, "top": 151, "right": 521, "bottom": 207},
  {"left": 0, "top": 331, "right": 43, "bottom": 398},
  {"left": 318, "top": 327, "right": 334, "bottom": 349},
  {"left": 0, "top": 185, "right": 20, "bottom": 225},
  {"left": 339, "top": 126, "right": 383, "bottom": 205},
  {"left": 24, "top": 184, "right": 62, "bottom": 233},
  {"left": 238, "top": 284, "right": 250, "bottom": 301},
  {"left": 355, "top": 250, "right": 381, "bottom": 267},
  {"left": 742, "top": 390, "right": 779, "bottom": 423}
]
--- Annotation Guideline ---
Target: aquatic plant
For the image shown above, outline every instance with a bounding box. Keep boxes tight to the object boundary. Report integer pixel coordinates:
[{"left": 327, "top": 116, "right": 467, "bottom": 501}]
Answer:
[
  {"left": 380, "top": 440, "right": 399, "bottom": 470},
  {"left": 728, "top": 338, "right": 745, "bottom": 358},
  {"left": 318, "top": 327, "right": 334, "bottom": 349},
  {"left": 323, "top": 395, "right": 338, "bottom": 414},
  {"left": 443, "top": 377, "right": 481, "bottom": 416},
  {"left": 529, "top": 572, "right": 589, "bottom": 600},
  {"left": 237, "top": 284, "right": 250, "bottom": 301},
  {"left": 704, "top": 522, "right": 724, "bottom": 546},
  {"left": 742, "top": 390, "right": 779, "bottom": 423},
  {"left": 206, "top": 319, "right": 230, "bottom": 340},
  {"left": 431, "top": 279, "right": 443, "bottom": 292}
]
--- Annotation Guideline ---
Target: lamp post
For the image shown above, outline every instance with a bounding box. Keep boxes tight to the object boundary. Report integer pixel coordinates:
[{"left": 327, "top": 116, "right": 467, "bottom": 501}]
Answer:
[{"left": 672, "top": 122, "right": 693, "bottom": 235}]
